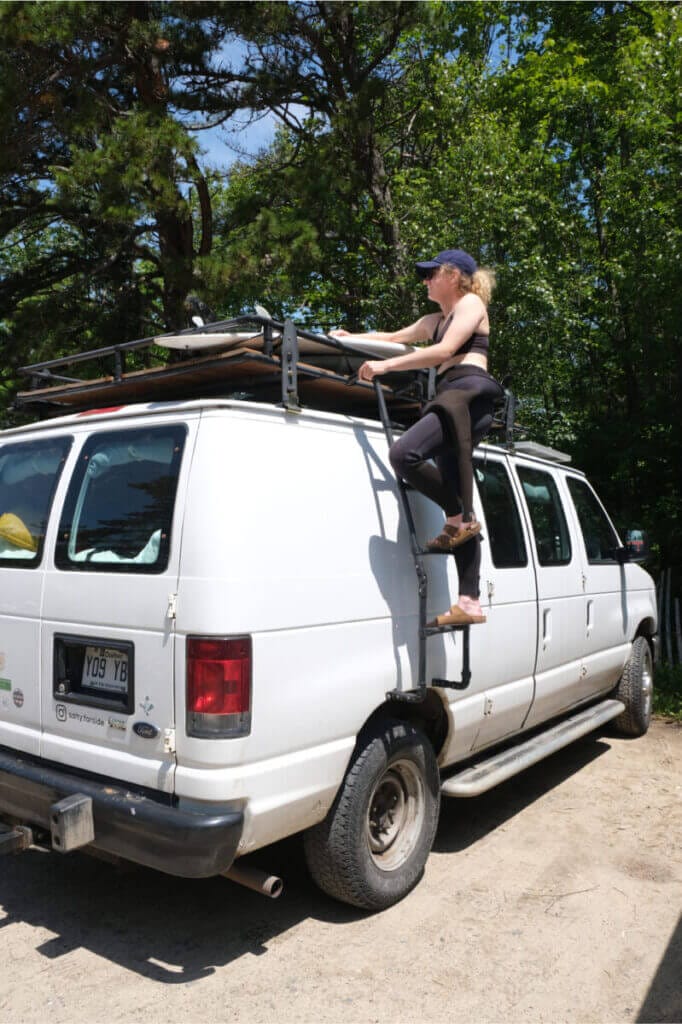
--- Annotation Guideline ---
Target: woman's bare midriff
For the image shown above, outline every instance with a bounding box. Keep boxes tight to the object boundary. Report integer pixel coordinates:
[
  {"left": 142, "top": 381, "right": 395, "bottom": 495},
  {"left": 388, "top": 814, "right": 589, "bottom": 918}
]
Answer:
[{"left": 437, "top": 352, "right": 488, "bottom": 376}]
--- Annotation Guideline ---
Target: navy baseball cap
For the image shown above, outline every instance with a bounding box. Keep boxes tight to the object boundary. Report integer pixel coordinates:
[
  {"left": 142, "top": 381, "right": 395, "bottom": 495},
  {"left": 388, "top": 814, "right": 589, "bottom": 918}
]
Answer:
[{"left": 415, "top": 248, "right": 478, "bottom": 278}]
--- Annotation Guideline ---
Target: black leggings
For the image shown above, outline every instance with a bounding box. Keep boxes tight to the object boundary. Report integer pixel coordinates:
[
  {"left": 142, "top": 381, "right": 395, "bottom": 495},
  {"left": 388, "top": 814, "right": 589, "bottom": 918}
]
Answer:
[
  {"left": 388, "top": 373, "right": 498, "bottom": 599},
  {"left": 389, "top": 377, "right": 497, "bottom": 518}
]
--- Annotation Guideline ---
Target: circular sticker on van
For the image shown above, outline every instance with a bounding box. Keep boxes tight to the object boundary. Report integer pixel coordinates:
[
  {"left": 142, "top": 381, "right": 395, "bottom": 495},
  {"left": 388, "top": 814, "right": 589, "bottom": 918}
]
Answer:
[{"left": 13, "top": 689, "right": 24, "bottom": 709}]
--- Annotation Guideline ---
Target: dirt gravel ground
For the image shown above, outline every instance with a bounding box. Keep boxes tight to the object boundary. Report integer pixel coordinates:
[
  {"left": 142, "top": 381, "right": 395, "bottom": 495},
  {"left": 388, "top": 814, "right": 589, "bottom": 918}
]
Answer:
[{"left": 0, "top": 719, "right": 680, "bottom": 1024}]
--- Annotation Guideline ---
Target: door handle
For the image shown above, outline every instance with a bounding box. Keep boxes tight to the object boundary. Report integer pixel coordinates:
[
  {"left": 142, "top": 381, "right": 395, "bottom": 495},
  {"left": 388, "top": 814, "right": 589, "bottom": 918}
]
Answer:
[
  {"left": 586, "top": 599, "right": 594, "bottom": 635},
  {"left": 542, "top": 608, "right": 552, "bottom": 648}
]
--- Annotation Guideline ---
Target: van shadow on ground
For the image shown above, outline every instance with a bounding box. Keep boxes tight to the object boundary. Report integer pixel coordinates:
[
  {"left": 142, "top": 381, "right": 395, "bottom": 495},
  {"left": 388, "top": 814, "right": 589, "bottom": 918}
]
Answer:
[{"left": 0, "top": 735, "right": 613, "bottom": 985}]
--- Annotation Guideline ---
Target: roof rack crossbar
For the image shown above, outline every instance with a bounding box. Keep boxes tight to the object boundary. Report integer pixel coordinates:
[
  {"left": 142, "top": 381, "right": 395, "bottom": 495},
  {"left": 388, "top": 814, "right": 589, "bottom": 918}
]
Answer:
[
  {"left": 27, "top": 370, "right": 85, "bottom": 386},
  {"left": 14, "top": 312, "right": 430, "bottom": 423},
  {"left": 18, "top": 314, "right": 419, "bottom": 378}
]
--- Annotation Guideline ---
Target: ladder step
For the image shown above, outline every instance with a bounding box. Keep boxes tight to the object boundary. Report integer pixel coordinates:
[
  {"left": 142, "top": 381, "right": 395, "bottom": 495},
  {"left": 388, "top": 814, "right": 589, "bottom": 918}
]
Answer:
[
  {"left": 431, "top": 676, "right": 470, "bottom": 691},
  {"left": 422, "top": 624, "right": 468, "bottom": 637},
  {"left": 440, "top": 698, "right": 626, "bottom": 798},
  {"left": 418, "top": 541, "right": 485, "bottom": 557}
]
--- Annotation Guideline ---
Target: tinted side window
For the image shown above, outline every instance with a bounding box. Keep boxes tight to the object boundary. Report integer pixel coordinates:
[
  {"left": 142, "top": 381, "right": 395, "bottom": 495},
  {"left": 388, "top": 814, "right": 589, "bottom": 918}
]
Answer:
[
  {"left": 0, "top": 437, "right": 72, "bottom": 567},
  {"left": 475, "top": 458, "right": 527, "bottom": 568},
  {"left": 516, "top": 465, "right": 572, "bottom": 566},
  {"left": 56, "top": 425, "right": 186, "bottom": 574},
  {"left": 567, "top": 477, "right": 620, "bottom": 563}
]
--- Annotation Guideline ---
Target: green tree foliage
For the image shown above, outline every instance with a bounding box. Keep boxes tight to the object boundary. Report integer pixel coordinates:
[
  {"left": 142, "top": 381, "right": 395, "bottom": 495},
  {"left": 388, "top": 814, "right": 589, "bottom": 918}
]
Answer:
[
  {"left": 0, "top": 1, "right": 680, "bottom": 568},
  {"left": 501, "top": 2, "right": 682, "bottom": 558},
  {"left": 195, "top": 0, "right": 446, "bottom": 322},
  {"left": 0, "top": 0, "right": 225, "bottom": 374}
]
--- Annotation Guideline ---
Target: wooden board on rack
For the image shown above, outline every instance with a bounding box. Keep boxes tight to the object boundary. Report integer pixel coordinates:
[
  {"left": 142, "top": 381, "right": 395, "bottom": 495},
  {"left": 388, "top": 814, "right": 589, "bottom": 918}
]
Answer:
[{"left": 16, "top": 347, "right": 421, "bottom": 422}]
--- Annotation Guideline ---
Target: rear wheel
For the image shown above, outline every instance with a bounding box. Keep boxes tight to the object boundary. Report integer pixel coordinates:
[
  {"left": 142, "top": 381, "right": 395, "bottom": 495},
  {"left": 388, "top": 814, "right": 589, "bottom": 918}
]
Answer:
[
  {"left": 304, "top": 719, "right": 440, "bottom": 910},
  {"left": 612, "top": 636, "right": 654, "bottom": 737}
]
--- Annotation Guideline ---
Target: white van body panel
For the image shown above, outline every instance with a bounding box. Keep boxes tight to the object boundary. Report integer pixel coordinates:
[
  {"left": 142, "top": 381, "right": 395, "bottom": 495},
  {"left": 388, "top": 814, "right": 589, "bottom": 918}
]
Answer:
[
  {"left": 0, "top": 575, "right": 43, "bottom": 757},
  {"left": 35, "top": 412, "right": 199, "bottom": 789},
  {"left": 465, "top": 453, "right": 537, "bottom": 754},
  {"left": 512, "top": 455, "right": 590, "bottom": 728},
  {"left": 0, "top": 427, "right": 73, "bottom": 759},
  {"left": 0, "top": 398, "right": 658, "bottom": 869}
]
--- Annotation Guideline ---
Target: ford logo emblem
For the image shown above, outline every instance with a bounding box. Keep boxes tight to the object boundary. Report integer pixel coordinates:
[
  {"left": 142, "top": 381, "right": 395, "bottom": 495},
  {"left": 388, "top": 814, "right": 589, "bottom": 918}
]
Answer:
[{"left": 133, "top": 721, "right": 159, "bottom": 740}]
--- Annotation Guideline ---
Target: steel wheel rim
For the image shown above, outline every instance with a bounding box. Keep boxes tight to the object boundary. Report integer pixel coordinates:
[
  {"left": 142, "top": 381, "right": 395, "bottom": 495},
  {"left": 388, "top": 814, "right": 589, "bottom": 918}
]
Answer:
[
  {"left": 366, "top": 758, "right": 425, "bottom": 871},
  {"left": 641, "top": 645, "right": 653, "bottom": 721}
]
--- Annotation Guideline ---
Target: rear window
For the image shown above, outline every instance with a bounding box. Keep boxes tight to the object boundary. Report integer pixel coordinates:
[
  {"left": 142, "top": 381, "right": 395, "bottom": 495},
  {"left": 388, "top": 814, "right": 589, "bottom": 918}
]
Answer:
[
  {"left": 55, "top": 425, "right": 186, "bottom": 574},
  {"left": 0, "top": 437, "right": 72, "bottom": 567}
]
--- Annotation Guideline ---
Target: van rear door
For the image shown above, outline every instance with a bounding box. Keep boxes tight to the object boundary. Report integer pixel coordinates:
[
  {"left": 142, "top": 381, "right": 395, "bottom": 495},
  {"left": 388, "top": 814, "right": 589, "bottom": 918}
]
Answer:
[
  {"left": 0, "top": 436, "right": 73, "bottom": 756},
  {"left": 40, "top": 419, "right": 195, "bottom": 792}
]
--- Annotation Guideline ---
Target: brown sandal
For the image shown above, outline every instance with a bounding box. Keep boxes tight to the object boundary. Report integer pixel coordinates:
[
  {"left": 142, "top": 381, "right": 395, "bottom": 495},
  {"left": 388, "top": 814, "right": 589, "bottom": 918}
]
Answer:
[
  {"left": 427, "top": 604, "right": 487, "bottom": 627},
  {"left": 426, "top": 520, "right": 481, "bottom": 552}
]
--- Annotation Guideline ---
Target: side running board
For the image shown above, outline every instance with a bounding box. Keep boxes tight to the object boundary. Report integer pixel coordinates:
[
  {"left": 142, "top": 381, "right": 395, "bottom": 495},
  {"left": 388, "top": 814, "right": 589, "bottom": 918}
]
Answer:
[{"left": 441, "top": 698, "right": 625, "bottom": 798}]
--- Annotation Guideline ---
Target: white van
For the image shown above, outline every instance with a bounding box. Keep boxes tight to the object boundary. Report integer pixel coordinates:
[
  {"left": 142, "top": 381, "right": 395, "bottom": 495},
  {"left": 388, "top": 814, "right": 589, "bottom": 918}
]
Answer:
[{"left": 0, "top": 320, "right": 658, "bottom": 909}]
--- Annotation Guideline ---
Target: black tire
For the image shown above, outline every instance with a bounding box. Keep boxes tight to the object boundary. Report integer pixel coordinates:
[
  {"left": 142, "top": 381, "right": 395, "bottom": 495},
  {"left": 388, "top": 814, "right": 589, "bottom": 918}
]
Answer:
[
  {"left": 303, "top": 719, "right": 440, "bottom": 911},
  {"left": 612, "top": 636, "right": 654, "bottom": 737}
]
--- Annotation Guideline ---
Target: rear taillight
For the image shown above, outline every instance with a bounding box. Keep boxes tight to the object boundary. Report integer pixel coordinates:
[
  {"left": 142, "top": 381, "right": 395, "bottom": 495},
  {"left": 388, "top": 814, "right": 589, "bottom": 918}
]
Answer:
[{"left": 186, "top": 636, "right": 251, "bottom": 738}]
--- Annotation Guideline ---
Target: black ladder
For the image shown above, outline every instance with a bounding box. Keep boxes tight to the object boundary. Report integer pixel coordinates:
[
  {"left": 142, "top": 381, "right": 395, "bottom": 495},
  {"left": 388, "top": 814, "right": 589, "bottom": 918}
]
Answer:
[{"left": 373, "top": 381, "right": 471, "bottom": 703}]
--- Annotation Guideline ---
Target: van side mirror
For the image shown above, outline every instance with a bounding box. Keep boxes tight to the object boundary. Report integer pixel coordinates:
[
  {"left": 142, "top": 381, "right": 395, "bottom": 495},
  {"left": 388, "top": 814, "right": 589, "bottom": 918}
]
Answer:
[{"left": 624, "top": 529, "right": 650, "bottom": 563}]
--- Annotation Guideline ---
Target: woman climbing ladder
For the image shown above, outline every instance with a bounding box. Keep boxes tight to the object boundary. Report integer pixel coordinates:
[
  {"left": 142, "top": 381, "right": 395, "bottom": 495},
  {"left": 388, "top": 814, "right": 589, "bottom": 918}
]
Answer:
[{"left": 331, "top": 247, "right": 502, "bottom": 626}]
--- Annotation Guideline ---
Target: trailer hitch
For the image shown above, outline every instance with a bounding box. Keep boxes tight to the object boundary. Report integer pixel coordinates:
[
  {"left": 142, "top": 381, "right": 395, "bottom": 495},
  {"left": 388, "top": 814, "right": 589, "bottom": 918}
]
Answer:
[{"left": 0, "top": 823, "right": 33, "bottom": 854}]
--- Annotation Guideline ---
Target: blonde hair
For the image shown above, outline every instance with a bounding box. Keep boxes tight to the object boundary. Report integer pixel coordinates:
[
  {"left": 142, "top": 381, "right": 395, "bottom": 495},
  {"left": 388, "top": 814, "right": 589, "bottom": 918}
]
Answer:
[{"left": 443, "top": 264, "right": 496, "bottom": 307}]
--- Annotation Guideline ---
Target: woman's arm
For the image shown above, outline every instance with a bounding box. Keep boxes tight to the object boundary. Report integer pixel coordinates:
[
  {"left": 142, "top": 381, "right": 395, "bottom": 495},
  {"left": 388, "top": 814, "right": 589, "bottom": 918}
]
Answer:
[
  {"left": 358, "top": 295, "right": 486, "bottom": 380},
  {"left": 330, "top": 314, "right": 438, "bottom": 346}
]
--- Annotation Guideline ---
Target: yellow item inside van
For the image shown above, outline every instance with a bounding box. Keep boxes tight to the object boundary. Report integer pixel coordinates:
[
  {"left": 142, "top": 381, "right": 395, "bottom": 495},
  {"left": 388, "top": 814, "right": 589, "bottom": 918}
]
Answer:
[{"left": 0, "top": 512, "right": 37, "bottom": 552}]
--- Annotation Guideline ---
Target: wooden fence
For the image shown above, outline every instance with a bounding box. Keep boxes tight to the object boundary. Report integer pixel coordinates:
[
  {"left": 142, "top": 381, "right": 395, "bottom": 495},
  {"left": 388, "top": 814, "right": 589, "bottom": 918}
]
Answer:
[{"left": 657, "top": 569, "right": 681, "bottom": 665}]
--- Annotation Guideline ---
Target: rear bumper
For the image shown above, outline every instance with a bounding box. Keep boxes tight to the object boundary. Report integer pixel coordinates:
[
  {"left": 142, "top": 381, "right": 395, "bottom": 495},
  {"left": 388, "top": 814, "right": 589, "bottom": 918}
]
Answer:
[{"left": 0, "top": 745, "right": 243, "bottom": 878}]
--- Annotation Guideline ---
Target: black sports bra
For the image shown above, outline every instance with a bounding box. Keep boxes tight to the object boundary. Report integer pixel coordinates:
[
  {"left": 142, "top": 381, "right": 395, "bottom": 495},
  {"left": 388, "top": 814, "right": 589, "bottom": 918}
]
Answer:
[{"left": 432, "top": 314, "right": 489, "bottom": 356}]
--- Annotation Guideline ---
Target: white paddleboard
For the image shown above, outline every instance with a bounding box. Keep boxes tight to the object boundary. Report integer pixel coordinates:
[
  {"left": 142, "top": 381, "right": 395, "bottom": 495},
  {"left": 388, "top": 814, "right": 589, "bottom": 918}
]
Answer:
[
  {"left": 155, "top": 331, "right": 266, "bottom": 351},
  {"left": 326, "top": 335, "right": 416, "bottom": 357},
  {"left": 155, "top": 330, "right": 415, "bottom": 359}
]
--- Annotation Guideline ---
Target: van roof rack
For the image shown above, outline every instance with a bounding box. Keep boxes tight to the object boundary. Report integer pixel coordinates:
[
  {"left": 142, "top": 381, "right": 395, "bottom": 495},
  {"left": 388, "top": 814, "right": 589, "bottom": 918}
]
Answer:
[
  {"left": 512, "top": 440, "right": 571, "bottom": 464},
  {"left": 15, "top": 314, "right": 424, "bottom": 424},
  {"left": 15, "top": 312, "right": 522, "bottom": 443}
]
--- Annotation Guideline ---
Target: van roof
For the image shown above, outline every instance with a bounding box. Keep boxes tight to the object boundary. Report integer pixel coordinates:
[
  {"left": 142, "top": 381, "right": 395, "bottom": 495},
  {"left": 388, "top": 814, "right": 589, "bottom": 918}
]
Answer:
[{"left": 1, "top": 395, "right": 584, "bottom": 475}]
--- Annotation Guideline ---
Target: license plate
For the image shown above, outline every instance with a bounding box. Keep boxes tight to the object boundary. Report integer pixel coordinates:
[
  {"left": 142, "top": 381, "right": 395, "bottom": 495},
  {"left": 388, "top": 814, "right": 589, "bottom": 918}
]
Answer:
[{"left": 81, "top": 646, "right": 129, "bottom": 694}]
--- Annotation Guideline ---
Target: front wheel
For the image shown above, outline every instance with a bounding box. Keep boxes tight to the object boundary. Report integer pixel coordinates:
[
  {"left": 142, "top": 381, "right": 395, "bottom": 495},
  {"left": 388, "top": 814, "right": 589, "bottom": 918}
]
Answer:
[
  {"left": 304, "top": 719, "right": 440, "bottom": 910},
  {"left": 612, "top": 636, "right": 654, "bottom": 737}
]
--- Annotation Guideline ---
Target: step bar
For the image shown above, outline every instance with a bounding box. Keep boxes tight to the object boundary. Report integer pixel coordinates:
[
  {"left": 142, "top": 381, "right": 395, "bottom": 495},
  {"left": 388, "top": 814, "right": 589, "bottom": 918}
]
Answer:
[{"left": 441, "top": 698, "right": 625, "bottom": 798}]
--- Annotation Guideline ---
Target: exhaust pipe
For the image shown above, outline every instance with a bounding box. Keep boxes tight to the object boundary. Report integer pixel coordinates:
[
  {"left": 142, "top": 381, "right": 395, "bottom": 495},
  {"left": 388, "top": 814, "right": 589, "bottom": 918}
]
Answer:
[{"left": 223, "top": 862, "right": 284, "bottom": 899}]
